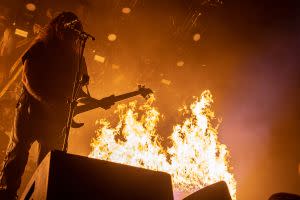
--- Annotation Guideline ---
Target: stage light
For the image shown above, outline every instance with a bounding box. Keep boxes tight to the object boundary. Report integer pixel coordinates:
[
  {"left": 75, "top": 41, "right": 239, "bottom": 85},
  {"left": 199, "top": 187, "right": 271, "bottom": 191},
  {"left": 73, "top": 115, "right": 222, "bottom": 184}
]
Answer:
[
  {"left": 15, "top": 28, "right": 28, "bottom": 38},
  {"left": 122, "top": 7, "right": 131, "bottom": 14},
  {"left": 25, "top": 3, "right": 37, "bottom": 12},
  {"left": 193, "top": 33, "right": 201, "bottom": 42},
  {"left": 161, "top": 79, "right": 171, "bottom": 85},
  {"left": 112, "top": 64, "right": 120, "bottom": 69},
  {"left": 94, "top": 55, "right": 105, "bottom": 63},
  {"left": 108, "top": 33, "right": 117, "bottom": 42},
  {"left": 176, "top": 60, "right": 184, "bottom": 67}
]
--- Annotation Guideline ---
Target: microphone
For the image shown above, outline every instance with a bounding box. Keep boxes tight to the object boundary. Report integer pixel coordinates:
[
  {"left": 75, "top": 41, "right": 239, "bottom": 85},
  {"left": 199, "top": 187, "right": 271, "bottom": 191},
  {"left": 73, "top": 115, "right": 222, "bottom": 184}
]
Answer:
[
  {"left": 63, "top": 19, "right": 96, "bottom": 41},
  {"left": 63, "top": 19, "right": 79, "bottom": 29}
]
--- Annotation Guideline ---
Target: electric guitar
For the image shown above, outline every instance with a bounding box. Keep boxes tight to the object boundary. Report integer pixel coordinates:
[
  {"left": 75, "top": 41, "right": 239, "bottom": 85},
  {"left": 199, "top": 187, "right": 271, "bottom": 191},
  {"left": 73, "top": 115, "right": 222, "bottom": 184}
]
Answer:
[{"left": 71, "top": 85, "right": 153, "bottom": 128}]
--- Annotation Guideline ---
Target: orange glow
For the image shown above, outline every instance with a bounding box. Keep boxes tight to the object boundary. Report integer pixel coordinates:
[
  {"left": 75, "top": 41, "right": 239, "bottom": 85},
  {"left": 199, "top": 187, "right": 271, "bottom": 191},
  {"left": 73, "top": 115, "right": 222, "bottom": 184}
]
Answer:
[
  {"left": 122, "top": 7, "right": 131, "bottom": 14},
  {"left": 108, "top": 33, "right": 117, "bottom": 42},
  {"left": 15, "top": 28, "right": 28, "bottom": 38},
  {"left": 112, "top": 64, "right": 120, "bottom": 69},
  {"left": 176, "top": 60, "right": 185, "bottom": 67},
  {"left": 89, "top": 91, "right": 237, "bottom": 199},
  {"left": 25, "top": 3, "right": 36, "bottom": 12},
  {"left": 193, "top": 33, "right": 201, "bottom": 42},
  {"left": 161, "top": 79, "right": 171, "bottom": 85},
  {"left": 94, "top": 55, "right": 106, "bottom": 63}
]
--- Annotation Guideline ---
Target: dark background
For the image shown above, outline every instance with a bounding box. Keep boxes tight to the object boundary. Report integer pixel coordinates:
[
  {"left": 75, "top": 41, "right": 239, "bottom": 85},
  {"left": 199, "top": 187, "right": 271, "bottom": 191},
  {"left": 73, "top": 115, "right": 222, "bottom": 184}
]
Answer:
[{"left": 0, "top": 0, "right": 299, "bottom": 199}]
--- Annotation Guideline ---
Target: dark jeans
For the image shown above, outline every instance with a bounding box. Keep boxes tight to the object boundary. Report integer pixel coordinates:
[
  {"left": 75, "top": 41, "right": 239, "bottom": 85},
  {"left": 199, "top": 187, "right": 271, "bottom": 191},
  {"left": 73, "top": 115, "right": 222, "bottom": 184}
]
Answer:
[{"left": 0, "top": 91, "right": 66, "bottom": 195}]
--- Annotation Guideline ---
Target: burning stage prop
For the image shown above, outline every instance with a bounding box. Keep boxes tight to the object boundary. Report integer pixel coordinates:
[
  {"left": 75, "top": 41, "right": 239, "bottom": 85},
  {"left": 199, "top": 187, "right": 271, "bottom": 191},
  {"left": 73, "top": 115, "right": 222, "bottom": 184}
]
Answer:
[{"left": 89, "top": 90, "right": 237, "bottom": 199}]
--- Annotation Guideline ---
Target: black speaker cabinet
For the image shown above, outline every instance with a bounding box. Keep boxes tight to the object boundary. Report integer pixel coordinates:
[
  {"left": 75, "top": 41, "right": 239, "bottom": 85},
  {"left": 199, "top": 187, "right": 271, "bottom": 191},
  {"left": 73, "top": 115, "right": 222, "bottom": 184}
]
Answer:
[
  {"left": 20, "top": 150, "right": 174, "bottom": 200},
  {"left": 269, "top": 193, "right": 300, "bottom": 200},
  {"left": 183, "top": 181, "right": 232, "bottom": 200}
]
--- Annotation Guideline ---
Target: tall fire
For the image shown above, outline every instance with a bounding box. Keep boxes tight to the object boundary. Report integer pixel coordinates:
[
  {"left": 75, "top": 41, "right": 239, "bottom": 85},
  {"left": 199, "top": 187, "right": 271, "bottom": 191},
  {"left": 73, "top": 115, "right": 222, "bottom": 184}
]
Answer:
[{"left": 89, "top": 90, "right": 237, "bottom": 199}]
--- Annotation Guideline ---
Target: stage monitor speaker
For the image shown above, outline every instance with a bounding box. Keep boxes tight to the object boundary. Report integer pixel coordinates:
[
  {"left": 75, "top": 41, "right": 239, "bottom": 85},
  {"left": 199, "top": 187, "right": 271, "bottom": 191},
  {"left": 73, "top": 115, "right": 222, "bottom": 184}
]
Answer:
[
  {"left": 20, "top": 150, "right": 174, "bottom": 200},
  {"left": 269, "top": 193, "right": 300, "bottom": 200},
  {"left": 183, "top": 181, "right": 232, "bottom": 200}
]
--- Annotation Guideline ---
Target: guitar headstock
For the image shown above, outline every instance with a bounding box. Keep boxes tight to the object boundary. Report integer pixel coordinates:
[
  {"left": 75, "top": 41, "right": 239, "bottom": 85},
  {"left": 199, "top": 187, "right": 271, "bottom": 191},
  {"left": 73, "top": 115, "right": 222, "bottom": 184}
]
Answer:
[{"left": 138, "top": 85, "right": 153, "bottom": 99}]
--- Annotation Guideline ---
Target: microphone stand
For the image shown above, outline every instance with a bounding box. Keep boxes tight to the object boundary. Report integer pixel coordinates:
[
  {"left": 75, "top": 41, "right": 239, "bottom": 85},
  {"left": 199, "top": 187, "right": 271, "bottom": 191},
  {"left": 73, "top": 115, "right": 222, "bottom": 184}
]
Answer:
[{"left": 62, "top": 28, "right": 95, "bottom": 152}]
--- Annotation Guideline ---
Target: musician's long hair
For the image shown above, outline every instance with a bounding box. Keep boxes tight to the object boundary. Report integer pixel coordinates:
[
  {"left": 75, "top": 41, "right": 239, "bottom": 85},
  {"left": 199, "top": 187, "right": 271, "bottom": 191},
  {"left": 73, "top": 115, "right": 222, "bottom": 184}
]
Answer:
[{"left": 35, "top": 11, "right": 83, "bottom": 52}]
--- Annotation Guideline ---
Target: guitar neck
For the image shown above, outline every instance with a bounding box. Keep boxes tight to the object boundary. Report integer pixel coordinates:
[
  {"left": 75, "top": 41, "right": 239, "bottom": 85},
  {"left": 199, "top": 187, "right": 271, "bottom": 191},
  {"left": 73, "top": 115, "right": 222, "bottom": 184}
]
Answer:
[{"left": 113, "top": 90, "right": 140, "bottom": 102}]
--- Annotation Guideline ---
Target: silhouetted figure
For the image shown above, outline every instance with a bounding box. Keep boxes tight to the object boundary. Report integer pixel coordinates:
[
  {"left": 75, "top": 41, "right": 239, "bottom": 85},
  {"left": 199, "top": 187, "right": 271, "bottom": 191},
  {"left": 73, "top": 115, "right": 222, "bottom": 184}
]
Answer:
[{"left": 0, "top": 12, "right": 89, "bottom": 199}]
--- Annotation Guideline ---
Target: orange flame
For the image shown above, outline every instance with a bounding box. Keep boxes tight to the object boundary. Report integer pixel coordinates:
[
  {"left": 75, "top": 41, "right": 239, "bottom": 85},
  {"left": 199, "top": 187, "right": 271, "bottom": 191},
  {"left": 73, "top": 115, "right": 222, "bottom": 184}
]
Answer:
[{"left": 89, "top": 90, "right": 237, "bottom": 199}]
